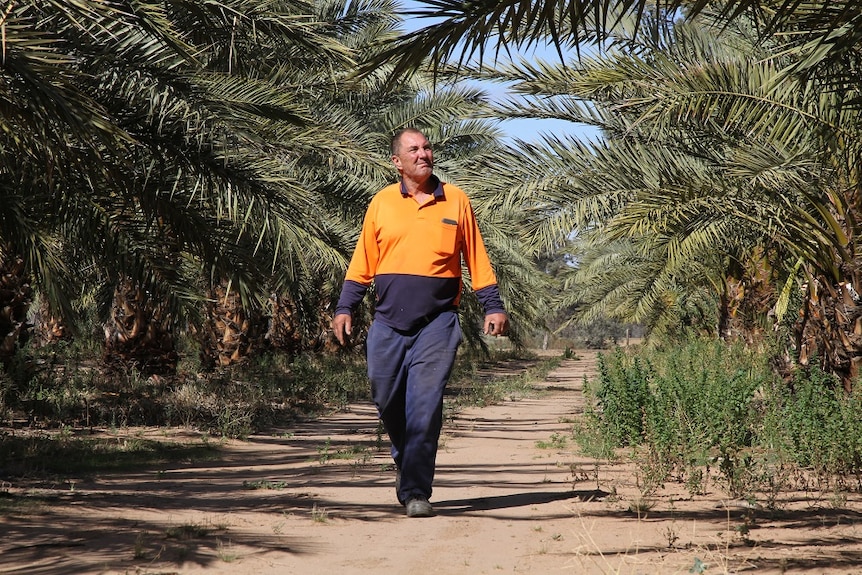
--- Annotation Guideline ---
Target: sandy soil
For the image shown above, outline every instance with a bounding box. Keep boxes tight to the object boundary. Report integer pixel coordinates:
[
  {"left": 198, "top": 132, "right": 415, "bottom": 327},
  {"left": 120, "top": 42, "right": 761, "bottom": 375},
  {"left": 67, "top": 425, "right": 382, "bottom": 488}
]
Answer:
[{"left": 2, "top": 350, "right": 862, "bottom": 574}]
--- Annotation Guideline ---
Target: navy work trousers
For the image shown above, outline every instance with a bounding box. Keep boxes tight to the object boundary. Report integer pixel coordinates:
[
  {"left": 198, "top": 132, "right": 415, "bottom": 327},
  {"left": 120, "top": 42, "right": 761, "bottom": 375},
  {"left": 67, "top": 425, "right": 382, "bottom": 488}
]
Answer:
[{"left": 366, "top": 310, "right": 462, "bottom": 503}]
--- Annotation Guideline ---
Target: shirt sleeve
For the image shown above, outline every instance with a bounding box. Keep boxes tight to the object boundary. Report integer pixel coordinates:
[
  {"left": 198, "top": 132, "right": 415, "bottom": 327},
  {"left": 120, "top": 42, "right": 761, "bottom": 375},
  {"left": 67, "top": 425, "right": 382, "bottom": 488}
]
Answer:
[
  {"left": 335, "top": 280, "right": 368, "bottom": 315},
  {"left": 344, "top": 198, "right": 380, "bottom": 286},
  {"left": 475, "top": 284, "right": 506, "bottom": 316},
  {"left": 335, "top": 198, "right": 378, "bottom": 315},
  {"left": 460, "top": 196, "right": 506, "bottom": 315}
]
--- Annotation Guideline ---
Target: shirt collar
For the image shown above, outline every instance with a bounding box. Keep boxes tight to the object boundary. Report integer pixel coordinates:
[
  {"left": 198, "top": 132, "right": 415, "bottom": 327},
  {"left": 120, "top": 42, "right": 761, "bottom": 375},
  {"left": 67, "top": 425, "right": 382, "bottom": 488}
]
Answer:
[{"left": 400, "top": 175, "right": 444, "bottom": 199}]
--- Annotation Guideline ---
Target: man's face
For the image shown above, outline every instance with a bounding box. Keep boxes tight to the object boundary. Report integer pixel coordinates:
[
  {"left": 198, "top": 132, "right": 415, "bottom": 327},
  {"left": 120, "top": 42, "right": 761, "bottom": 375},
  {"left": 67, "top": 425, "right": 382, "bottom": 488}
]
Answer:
[{"left": 392, "top": 131, "right": 434, "bottom": 181}]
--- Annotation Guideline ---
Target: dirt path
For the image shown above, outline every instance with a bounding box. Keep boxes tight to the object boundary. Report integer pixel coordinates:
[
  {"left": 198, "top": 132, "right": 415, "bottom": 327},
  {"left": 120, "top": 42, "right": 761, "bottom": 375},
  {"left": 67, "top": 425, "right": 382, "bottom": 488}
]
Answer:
[{"left": 3, "top": 351, "right": 862, "bottom": 574}]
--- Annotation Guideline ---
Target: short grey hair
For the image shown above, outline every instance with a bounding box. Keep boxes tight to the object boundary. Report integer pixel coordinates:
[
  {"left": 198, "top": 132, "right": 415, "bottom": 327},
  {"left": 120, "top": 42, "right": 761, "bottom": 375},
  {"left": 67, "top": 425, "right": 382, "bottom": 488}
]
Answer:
[{"left": 390, "top": 128, "right": 426, "bottom": 156}]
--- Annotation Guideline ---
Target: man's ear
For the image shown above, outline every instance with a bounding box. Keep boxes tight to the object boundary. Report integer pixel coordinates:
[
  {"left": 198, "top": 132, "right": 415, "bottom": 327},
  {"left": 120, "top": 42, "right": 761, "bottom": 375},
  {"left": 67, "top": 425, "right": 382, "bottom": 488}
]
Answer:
[{"left": 391, "top": 155, "right": 401, "bottom": 169}]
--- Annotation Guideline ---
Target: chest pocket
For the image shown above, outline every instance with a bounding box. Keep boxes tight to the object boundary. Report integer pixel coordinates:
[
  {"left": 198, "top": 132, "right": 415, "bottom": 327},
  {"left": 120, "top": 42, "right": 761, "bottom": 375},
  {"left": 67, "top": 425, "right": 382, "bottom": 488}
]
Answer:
[{"left": 434, "top": 217, "right": 459, "bottom": 257}]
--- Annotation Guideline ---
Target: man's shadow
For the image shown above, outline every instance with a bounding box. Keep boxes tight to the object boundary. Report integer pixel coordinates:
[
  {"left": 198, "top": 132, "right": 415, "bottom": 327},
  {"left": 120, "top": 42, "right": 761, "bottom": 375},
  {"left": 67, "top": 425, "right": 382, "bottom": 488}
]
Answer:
[{"left": 433, "top": 488, "right": 610, "bottom": 515}]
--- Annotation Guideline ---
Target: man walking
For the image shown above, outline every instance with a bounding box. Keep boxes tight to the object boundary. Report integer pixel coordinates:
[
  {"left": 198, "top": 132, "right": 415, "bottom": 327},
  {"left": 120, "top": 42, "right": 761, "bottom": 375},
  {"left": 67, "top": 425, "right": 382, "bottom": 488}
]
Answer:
[{"left": 332, "top": 128, "right": 509, "bottom": 517}]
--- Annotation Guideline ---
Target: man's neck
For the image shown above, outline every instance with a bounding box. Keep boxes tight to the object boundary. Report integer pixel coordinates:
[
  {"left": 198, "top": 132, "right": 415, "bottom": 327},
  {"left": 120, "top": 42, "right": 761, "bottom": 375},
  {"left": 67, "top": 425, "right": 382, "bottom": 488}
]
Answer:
[{"left": 402, "top": 175, "right": 434, "bottom": 198}]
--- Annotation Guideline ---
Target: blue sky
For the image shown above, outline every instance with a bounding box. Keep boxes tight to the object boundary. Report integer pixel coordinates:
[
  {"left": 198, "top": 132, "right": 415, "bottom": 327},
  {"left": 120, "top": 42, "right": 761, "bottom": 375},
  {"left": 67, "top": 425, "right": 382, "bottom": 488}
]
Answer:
[{"left": 399, "top": 2, "right": 600, "bottom": 144}]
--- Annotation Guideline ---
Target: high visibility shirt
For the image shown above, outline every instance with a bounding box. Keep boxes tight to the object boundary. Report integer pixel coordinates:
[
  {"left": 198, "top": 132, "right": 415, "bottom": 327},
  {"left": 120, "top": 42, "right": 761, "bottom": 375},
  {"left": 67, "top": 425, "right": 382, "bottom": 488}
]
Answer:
[{"left": 336, "top": 176, "right": 505, "bottom": 332}]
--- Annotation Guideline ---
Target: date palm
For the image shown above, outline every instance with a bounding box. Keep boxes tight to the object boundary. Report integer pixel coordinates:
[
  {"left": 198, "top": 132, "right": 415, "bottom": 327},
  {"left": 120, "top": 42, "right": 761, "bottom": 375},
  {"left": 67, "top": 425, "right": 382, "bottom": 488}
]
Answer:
[
  {"left": 0, "top": 1, "right": 361, "bottom": 372},
  {"left": 475, "top": 5, "right": 862, "bottom": 384},
  {"left": 367, "top": 1, "right": 862, "bottom": 385},
  {"left": 247, "top": 0, "right": 551, "bottom": 356},
  {"left": 372, "top": 0, "right": 862, "bottom": 85}
]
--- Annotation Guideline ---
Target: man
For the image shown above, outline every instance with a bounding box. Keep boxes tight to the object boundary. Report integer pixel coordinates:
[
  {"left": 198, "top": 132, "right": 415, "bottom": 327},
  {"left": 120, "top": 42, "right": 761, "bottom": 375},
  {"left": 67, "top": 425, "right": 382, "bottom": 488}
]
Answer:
[{"left": 332, "top": 128, "right": 509, "bottom": 518}]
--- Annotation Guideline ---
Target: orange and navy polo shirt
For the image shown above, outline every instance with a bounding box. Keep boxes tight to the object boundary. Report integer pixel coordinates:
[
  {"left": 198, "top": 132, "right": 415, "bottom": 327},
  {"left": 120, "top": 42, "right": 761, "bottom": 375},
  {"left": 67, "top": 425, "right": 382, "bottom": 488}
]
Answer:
[{"left": 336, "top": 176, "right": 505, "bottom": 332}]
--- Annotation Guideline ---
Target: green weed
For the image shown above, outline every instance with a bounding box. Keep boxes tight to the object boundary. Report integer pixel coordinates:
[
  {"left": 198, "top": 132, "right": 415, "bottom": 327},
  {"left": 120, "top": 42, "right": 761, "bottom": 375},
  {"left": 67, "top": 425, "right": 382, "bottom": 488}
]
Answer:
[
  {"left": 165, "top": 522, "right": 210, "bottom": 540},
  {"left": 243, "top": 479, "right": 288, "bottom": 490},
  {"left": 576, "top": 336, "right": 862, "bottom": 501},
  {"left": 311, "top": 503, "right": 328, "bottom": 523},
  {"left": 217, "top": 539, "right": 239, "bottom": 562},
  {"left": 535, "top": 432, "right": 568, "bottom": 450},
  {"left": 314, "top": 438, "right": 372, "bottom": 464}
]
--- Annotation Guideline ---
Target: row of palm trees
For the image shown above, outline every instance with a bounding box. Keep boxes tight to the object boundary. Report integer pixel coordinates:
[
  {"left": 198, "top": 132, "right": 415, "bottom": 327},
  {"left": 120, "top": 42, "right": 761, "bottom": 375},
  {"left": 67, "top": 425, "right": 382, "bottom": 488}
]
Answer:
[
  {"left": 0, "top": 1, "right": 546, "bottom": 376},
  {"left": 397, "top": 0, "right": 862, "bottom": 387},
  {"left": 4, "top": 0, "right": 861, "bottom": 389}
]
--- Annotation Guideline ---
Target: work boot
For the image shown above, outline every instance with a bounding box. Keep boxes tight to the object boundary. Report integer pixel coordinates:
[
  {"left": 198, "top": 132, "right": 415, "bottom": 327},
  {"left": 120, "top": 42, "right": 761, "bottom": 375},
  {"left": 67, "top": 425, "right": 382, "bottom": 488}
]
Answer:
[
  {"left": 396, "top": 469, "right": 402, "bottom": 504},
  {"left": 405, "top": 496, "right": 434, "bottom": 518}
]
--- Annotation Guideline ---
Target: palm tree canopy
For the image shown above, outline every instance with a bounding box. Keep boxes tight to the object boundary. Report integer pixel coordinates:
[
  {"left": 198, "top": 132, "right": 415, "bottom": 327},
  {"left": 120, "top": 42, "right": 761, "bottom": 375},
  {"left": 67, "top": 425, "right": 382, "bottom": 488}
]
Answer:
[
  {"left": 366, "top": 0, "right": 862, "bottom": 88},
  {"left": 0, "top": 1, "right": 357, "bottom": 323},
  {"left": 454, "top": 3, "right": 862, "bottom": 341}
]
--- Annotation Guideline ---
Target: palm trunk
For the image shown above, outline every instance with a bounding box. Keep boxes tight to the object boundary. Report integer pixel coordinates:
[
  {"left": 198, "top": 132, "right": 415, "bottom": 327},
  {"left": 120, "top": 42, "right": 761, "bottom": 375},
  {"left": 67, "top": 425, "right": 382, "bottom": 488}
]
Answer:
[
  {"left": 0, "top": 254, "right": 32, "bottom": 363},
  {"left": 795, "top": 277, "right": 862, "bottom": 392},
  {"left": 102, "top": 279, "right": 178, "bottom": 376},
  {"left": 721, "top": 257, "right": 774, "bottom": 345},
  {"left": 199, "top": 284, "right": 267, "bottom": 370},
  {"left": 32, "top": 297, "right": 67, "bottom": 347},
  {"left": 265, "top": 294, "right": 303, "bottom": 355}
]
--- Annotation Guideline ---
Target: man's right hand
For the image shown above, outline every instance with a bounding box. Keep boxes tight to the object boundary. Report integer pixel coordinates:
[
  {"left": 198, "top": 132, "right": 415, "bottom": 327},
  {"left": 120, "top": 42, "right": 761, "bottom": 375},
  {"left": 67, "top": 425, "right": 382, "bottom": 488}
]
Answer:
[{"left": 332, "top": 313, "right": 353, "bottom": 346}]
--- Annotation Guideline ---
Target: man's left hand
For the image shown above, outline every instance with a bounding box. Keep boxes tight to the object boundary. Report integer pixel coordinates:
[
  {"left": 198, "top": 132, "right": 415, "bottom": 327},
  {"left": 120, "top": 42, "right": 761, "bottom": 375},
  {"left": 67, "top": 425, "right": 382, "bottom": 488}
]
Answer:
[{"left": 483, "top": 313, "right": 509, "bottom": 337}]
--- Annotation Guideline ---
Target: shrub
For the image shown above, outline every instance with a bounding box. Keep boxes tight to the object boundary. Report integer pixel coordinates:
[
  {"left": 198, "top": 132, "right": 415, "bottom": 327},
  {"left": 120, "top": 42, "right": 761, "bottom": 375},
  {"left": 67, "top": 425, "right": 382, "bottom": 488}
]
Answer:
[
  {"left": 581, "top": 336, "right": 862, "bottom": 498},
  {"left": 590, "top": 347, "right": 651, "bottom": 447},
  {"left": 765, "top": 365, "right": 862, "bottom": 481},
  {"left": 580, "top": 338, "right": 773, "bottom": 496}
]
